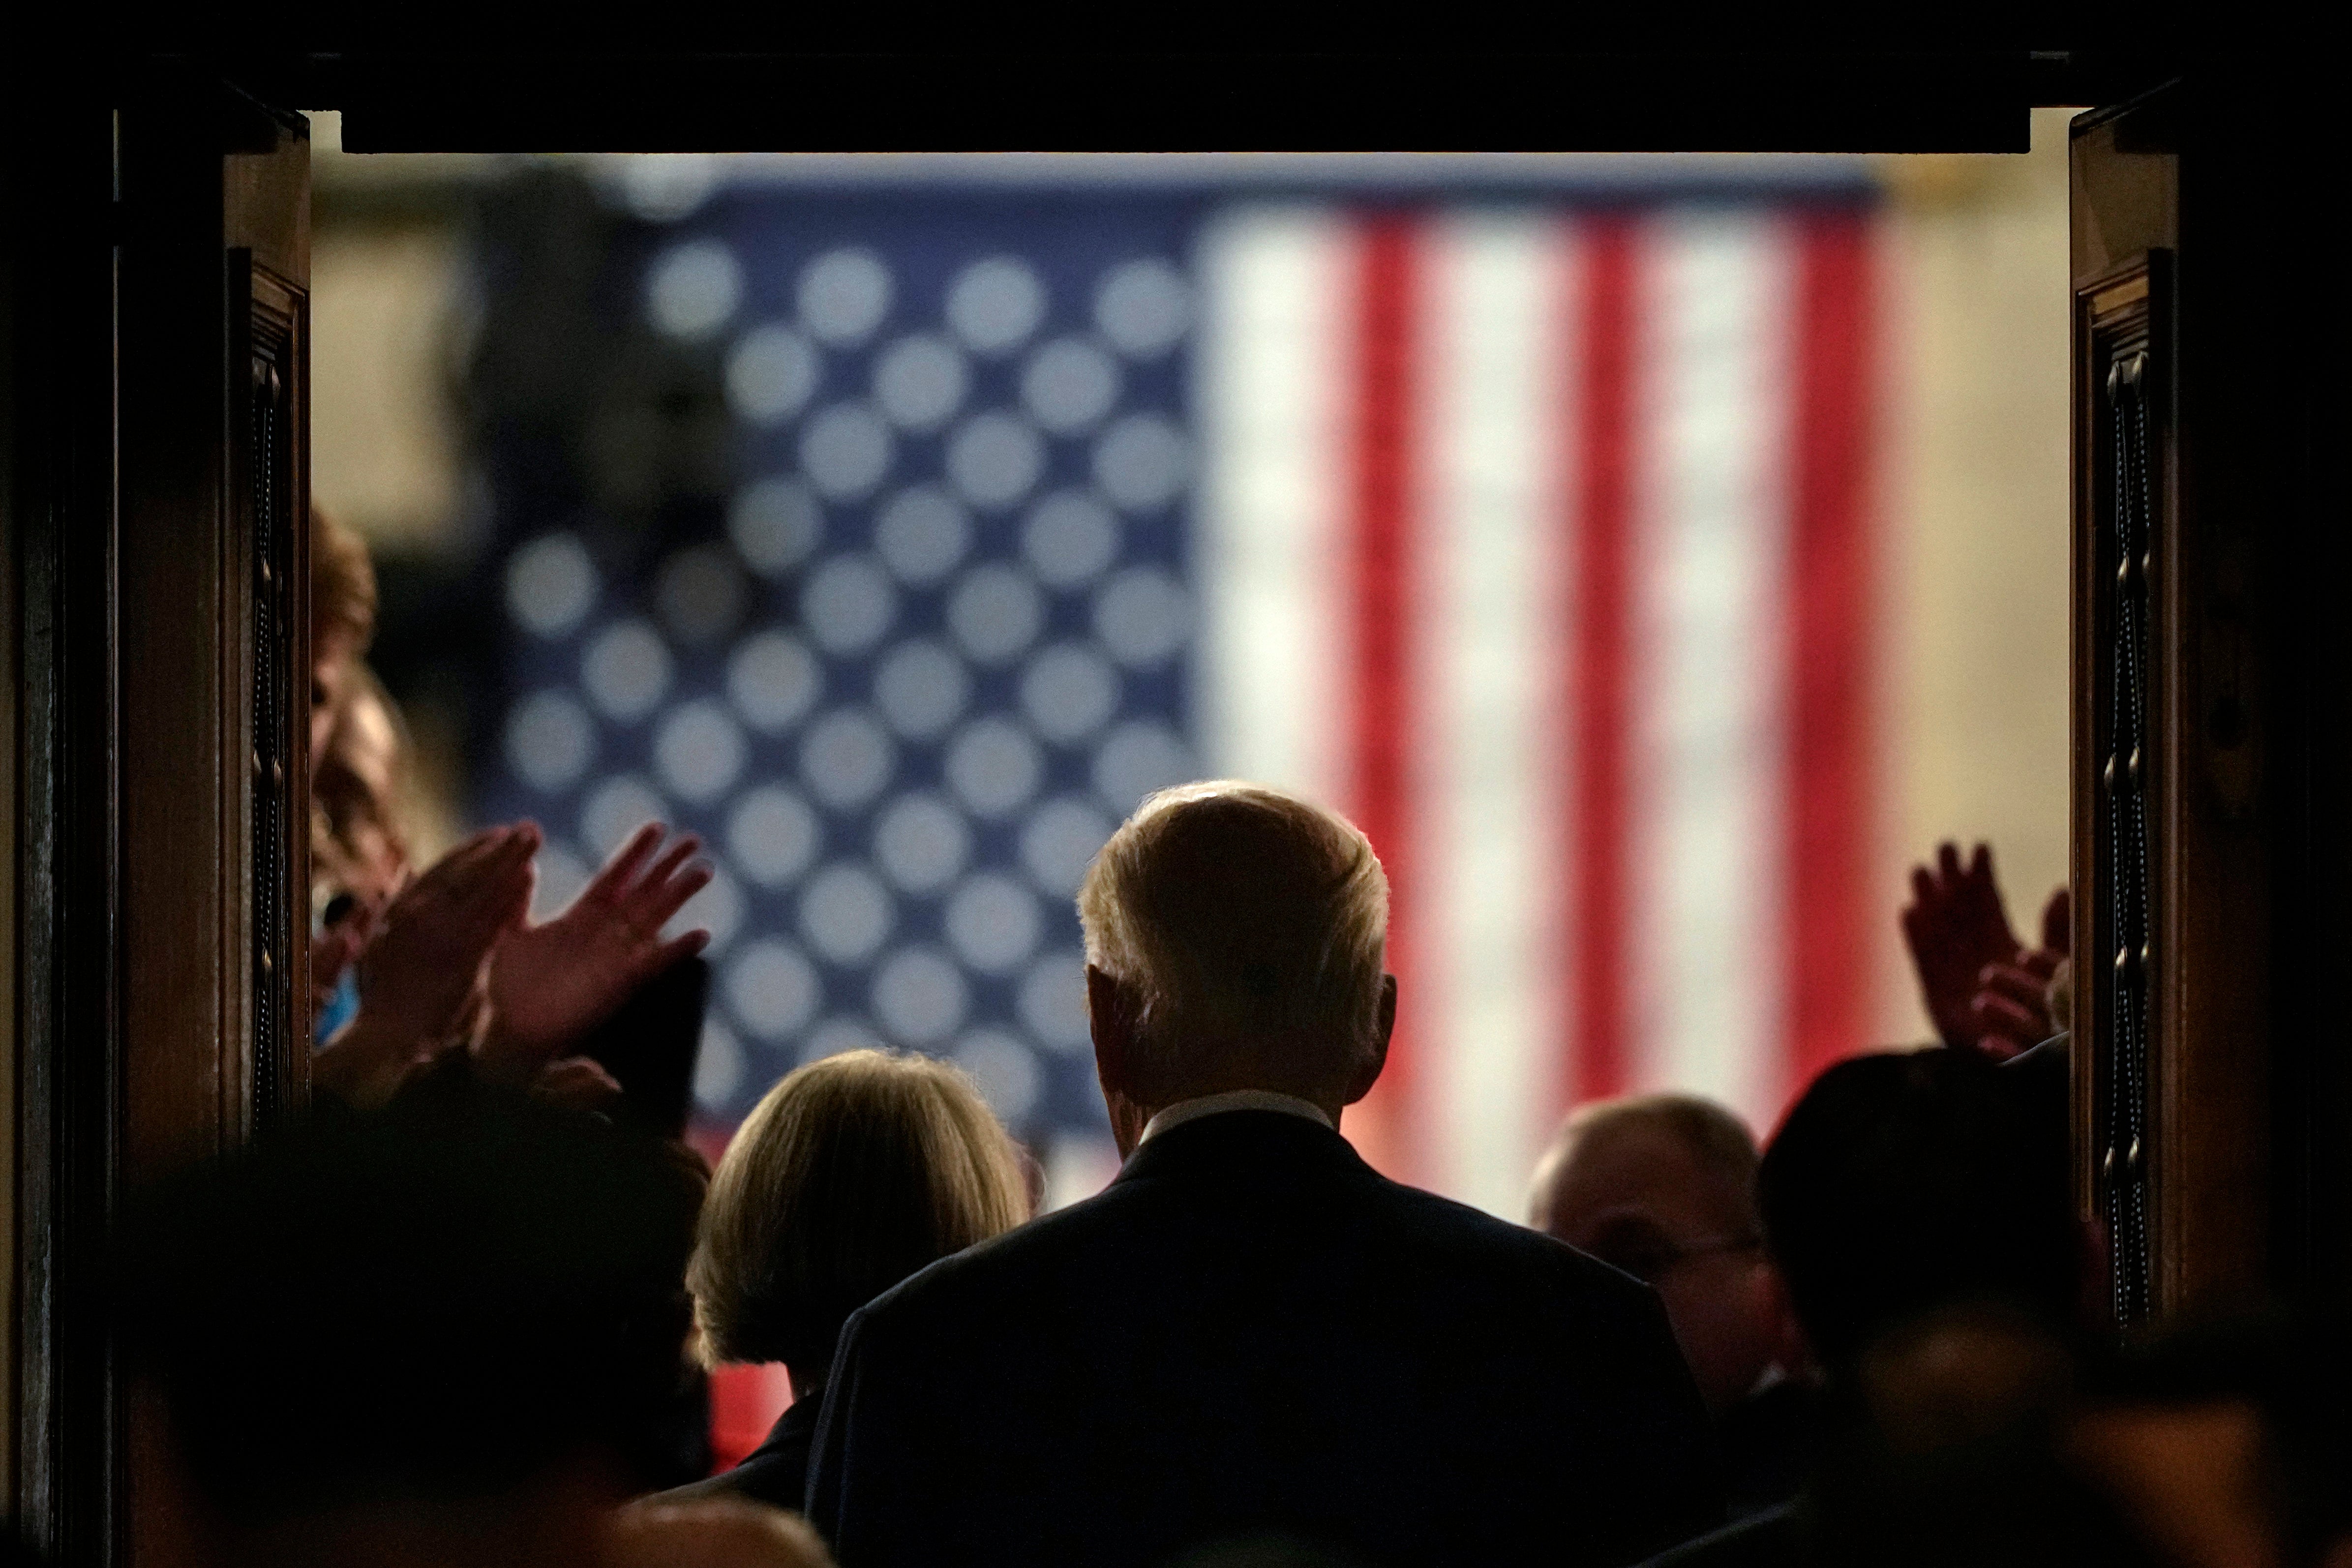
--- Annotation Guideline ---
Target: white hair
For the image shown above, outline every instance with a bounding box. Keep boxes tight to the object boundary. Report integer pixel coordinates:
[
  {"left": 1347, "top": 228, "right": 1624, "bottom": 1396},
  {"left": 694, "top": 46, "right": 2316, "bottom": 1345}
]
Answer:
[{"left": 1076, "top": 781, "right": 1389, "bottom": 1101}]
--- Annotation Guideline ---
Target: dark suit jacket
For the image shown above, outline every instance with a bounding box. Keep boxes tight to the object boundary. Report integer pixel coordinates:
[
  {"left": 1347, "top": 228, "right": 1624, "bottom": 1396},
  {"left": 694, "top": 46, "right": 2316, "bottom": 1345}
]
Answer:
[
  {"left": 1641, "top": 1503, "right": 1802, "bottom": 1568},
  {"left": 807, "top": 1110, "right": 1718, "bottom": 1568},
  {"left": 650, "top": 1397, "right": 817, "bottom": 1515},
  {"left": 1718, "top": 1380, "right": 1818, "bottom": 1521}
]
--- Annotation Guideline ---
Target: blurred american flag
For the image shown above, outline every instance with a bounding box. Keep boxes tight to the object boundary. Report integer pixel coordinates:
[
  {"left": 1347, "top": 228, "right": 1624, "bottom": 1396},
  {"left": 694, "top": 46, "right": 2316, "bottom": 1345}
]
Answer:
[{"left": 478, "top": 163, "right": 1880, "bottom": 1217}]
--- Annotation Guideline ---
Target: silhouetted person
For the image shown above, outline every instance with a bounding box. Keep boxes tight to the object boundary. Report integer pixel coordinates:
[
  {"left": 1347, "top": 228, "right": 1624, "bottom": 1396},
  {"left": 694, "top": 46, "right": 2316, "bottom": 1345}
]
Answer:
[
  {"left": 1760, "top": 1049, "right": 2077, "bottom": 1373},
  {"left": 2072, "top": 1310, "right": 2352, "bottom": 1568},
  {"left": 808, "top": 781, "right": 1716, "bottom": 1568},
  {"left": 114, "top": 1086, "right": 706, "bottom": 1568},
  {"left": 1803, "top": 1306, "right": 2156, "bottom": 1568},
  {"left": 1531, "top": 1095, "right": 1812, "bottom": 1517},
  {"left": 654, "top": 1049, "right": 1029, "bottom": 1514},
  {"left": 1643, "top": 1047, "right": 2081, "bottom": 1568}
]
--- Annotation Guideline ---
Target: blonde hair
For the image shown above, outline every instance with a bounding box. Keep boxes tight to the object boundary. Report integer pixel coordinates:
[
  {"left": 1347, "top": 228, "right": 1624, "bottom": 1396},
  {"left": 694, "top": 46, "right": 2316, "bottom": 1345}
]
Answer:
[
  {"left": 688, "top": 1050, "right": 1029, "bottom": 1372},
  {"left": 310, "top": 501, "right": 377, "bottom": 654},
  {"left": 1077, "top": 781, "right": 1389, "bottom": 1104}
]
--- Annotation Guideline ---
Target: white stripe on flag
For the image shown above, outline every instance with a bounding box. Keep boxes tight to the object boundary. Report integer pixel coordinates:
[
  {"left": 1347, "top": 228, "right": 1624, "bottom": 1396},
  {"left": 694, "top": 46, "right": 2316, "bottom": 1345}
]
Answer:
[
  {"left": 1631, "top": 211, "right": 1794, "bottom": 1129},
  {"left": 1417, "top": 214, "right": 1576, "bottom": 1215},
  {"left": 1196, "top": 206, "right": 1353, "bottom": 809}
]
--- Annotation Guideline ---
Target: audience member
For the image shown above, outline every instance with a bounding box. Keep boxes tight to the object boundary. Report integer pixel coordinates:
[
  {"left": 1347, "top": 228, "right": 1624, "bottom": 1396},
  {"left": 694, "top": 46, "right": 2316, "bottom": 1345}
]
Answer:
[
  {"left": 114, "top": 1086, "right": 703, "bottom": 1568},
  {"left": 1640, "top": 1046, "right": 2084, "bottom": 1568},
  {"left": 1801, "top": 1305, "right": 2157, "bottom": 1568},
  {"left": 305, "top": 502, "right": 714, "bottom": 1112},
  {"left": 2073, "top": 1312, "right": 2352, "bottom": 1568},
  {"left": 308, "top": 504, "right": 398, "bottom": 1042},
  {"left": 310, "top": 665, "right": 414, "bottom": 1037},
  {"left": 1530, "top": 1095, "right": 1811, "bottom": 1517},
  {"left": 312, "top": 663, "right": 411, "bottom": 907},
  {"left": 306, "top": 762, "right": 710, "bottom": 1112},
  {"left": 310, "top": 800, "right": 710, "bottom": 1111},
  {"left": 1900, "top": 841, "right": 2069, "bottom": 1059},
  {"left": 806, "top": 781, "right": 1717, "bottom": 1568},
  {"left": 309, "top": 502, "right": 377, "bottom": 770},
  {"left": 1644, "top": 1310, "right": 2160, "bottom": 1568},
  {"left": 481, "top": 820, "right": 714, "bottom": 1081},
  {"left": 1761, "top": 1048, "right": 2078, "bottom": 1371},
  {"left": 655, "top": 1049, "right": 1030, "bottom": 1515},
  {"left": 310, "top": 822, "right": 540, "bottom": 1106}
]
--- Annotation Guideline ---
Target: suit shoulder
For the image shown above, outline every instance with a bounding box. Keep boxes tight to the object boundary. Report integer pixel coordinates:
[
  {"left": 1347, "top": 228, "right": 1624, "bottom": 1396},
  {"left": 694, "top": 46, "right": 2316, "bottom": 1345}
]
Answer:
[
  {"left": 845, "top": 1179, "right": 1145, "bottom": 1325},
  {"left": 1377, "top": 1181, "right": 1658, "bottom": 1305}
]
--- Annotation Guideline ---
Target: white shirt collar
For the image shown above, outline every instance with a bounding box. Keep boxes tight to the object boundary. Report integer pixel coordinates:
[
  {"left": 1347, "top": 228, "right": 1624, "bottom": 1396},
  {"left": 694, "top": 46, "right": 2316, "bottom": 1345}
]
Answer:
[{"left": 1138, "top": 1089, "right": 1334, "bottom": 1145}]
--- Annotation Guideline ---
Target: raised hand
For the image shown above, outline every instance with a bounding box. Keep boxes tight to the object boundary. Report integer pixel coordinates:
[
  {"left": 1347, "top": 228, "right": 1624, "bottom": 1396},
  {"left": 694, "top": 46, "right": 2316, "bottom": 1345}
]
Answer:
[
  {"left": 1900, "top": 841, "right": 2024, "bottom": 1051},
  {"left": 2037, "top": 885, "right": 2073, "bottom": 959},
  {"left": 313, "top": 824, "right": 540, "bottom": 1107},
  {"left": 482, "top": 823, "right": 713, "bottom": 1077},
  {"left": 1968, "top": 886, "right": 2073, "bottom": 1058}
]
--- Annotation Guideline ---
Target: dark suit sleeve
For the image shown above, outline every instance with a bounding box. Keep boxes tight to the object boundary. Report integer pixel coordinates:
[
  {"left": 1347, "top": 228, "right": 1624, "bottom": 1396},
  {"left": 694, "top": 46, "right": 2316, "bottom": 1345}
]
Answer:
[
  {"left": 1638, "top": 1504, "right": 1803, "bottom": 1568},
  {"left": 804, "top": 1304, "right": 895, "bottom": 1565},
  {"left": 1597, "top": 1282, "right": 1724, "bottom": 1563}
]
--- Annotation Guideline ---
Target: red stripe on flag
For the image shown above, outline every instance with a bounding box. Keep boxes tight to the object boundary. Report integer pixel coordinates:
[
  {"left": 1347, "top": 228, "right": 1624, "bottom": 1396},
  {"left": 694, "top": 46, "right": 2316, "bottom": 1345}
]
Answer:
[
  {"left": 1572, "top": 218, "right": 1637, "bottom": 1104},
  {"left": 1783, "top": 212, "right": 1876, "bottom": 1100},
  {"left": 1346, "top": 216, "right": 1418, "bottom": 1178}
]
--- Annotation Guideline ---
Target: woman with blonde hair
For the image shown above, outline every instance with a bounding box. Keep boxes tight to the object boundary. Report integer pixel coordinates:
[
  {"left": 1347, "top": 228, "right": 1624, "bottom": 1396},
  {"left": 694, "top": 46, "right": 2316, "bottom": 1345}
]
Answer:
[{"left": 659, "top": 1049, "right": 1031, "bottom": 1513}]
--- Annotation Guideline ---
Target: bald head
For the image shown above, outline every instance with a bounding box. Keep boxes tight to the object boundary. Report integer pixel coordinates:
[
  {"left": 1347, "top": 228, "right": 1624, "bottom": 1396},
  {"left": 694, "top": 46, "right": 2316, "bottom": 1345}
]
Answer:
[
  {"left": 1530, "top": 1095, "right": 1786, "bottom": 1416},
  {"left": 1530, "top": 1096, "right": 1761, "bottom": 1245},
  {"left": 1078, "top": 782, "right": 1391, "bottom": 1114}
]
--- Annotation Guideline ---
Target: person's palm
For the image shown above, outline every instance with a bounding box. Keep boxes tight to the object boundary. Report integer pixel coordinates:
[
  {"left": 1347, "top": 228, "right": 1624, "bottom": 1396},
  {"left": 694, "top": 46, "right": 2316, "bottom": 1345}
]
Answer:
[
  {"left": 1969, "top": 886, "right": 2073, "bottom": 1058},
  {"left": 313, "top": 825, "right": 537, "bottom": 1108},
  {"left": 1900, "top": 841, "right": 2023, "bottom": 1050},
  {"left": 485, "top": 824, "right": 712, "bottom": 1073},
  {"left": 358, "top": 825, "right": 538, "bottom": 1048}
]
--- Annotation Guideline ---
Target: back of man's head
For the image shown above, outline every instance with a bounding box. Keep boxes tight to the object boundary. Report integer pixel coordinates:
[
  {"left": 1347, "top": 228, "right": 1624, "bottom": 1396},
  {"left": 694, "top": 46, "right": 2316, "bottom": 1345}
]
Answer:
[
  {"left": 1759, "top": 1049, "right": 2075, "bottom": 1370},
  {"left": 1078, "top": 782, "right": 1388, "bottom": 1107}
]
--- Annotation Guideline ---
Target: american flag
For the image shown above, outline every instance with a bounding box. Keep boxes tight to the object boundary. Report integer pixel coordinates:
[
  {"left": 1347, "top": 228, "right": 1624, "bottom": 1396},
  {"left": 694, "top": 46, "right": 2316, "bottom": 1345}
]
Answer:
[{"left": 478, "top": 159, "right": 1881, "bottom": 1220}]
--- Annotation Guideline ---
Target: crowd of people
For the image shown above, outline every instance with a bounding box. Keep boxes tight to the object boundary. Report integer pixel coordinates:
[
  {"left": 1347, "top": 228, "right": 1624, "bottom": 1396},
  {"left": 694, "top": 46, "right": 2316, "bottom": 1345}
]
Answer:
[{"left": 41, "top": 512, "right": 2351, "bottom": 1566}]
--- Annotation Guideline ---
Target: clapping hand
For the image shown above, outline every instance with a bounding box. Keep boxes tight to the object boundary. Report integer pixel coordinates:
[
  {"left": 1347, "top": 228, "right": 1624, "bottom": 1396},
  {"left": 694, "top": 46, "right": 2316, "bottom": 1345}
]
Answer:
[
  {"left": 1900, "top": 842, "right": 2025, "bottom": 1052},
  {"left": 1969, "top": 887, "right": 2071, "bottom": 1059},
  {"left": 481, "top": 823, "right": 713, "bottom": 1080},
  {"left": 313, "top": 824, "right": 540, "bottom": 1107}
]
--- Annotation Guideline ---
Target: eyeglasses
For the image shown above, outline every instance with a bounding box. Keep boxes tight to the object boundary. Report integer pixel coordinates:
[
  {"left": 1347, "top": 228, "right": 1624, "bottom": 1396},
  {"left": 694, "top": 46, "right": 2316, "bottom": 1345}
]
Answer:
[{"left": 1585, "top": 1226, "right": 1764, "bottom": 1287}]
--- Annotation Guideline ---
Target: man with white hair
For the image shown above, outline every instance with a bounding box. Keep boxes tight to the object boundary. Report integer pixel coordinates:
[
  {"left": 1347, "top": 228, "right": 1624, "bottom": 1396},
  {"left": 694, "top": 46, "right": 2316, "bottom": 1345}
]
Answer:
[{"left": 806, "top": 782, "right": 1716, "bottom": 1568}]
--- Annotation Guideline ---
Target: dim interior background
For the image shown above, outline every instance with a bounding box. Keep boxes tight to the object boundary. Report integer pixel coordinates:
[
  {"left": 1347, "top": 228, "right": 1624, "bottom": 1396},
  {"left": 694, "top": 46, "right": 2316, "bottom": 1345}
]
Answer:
[{"left": 311, "top": 113, "right": 2069, "bottom": 1227}]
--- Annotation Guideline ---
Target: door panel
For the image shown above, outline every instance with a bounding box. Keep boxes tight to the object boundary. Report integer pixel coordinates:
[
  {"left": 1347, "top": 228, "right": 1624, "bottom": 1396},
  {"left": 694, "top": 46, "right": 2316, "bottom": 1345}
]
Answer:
[
  {"left": 2070, "top": 81, "right": 2285, "bottom": 1324},
  {"left": 10, "top": 73, "right": 309, "bottom": 1565}
]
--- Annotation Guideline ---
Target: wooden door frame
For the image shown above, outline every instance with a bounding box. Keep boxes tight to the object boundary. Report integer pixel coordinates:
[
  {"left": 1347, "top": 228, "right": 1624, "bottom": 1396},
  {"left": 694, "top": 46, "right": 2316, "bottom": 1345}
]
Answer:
[
  {"left": 2069, "top": 69, "right": 2352, "bottom": 1321},
  {"left": 9, "top": 81, "right": 130, "bottom": 1563},
  {"left": 8, "top": 64, "right": 310, "bottom": 1560}
]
